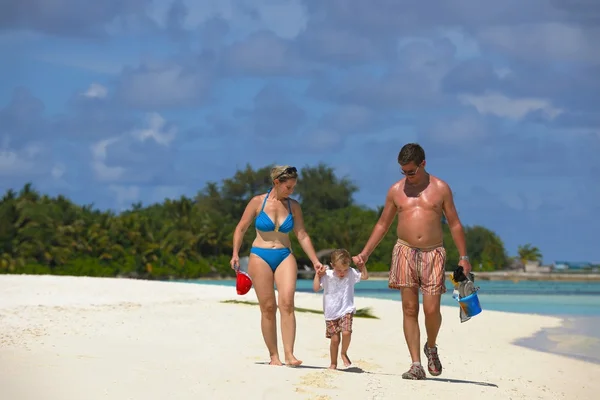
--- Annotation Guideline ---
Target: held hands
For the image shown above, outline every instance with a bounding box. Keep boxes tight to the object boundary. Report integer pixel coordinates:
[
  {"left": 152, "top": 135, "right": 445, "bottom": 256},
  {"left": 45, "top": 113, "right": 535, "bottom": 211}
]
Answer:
[
  {"left": 352, "top": 253, "right": 369, "bottom": 280},
  {"left": 314, "top": 262, "right": 326, "bottom": 277},
  {"left": 352, "top": 253, "right": 368, "bottom": 269},
  {"left": 359, "top": 266, "right": 369, "bottom": 280}
]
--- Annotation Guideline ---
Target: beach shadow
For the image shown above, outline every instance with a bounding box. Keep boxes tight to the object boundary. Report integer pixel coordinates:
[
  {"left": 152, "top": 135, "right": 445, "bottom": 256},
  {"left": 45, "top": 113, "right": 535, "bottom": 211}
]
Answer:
[
  {"left": 254, "top": 361, "right": 495, "bottom": 387},
  {"left": 254, "top": 362, "right": 365, "bottom": 373},
  {"left": 340, "top": 366, "right": 364, "bottom": 373},
  {"left": 427, "top": 377, "right": 498, "bottom": 387},
  {"left": 254, "top": 362, "right": 327, "bottom": 370}
]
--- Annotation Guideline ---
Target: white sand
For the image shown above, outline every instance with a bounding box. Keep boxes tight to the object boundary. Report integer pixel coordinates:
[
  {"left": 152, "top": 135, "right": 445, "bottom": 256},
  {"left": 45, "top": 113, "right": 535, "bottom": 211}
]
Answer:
[{"left": 1, "top": 275, "right": 598, "bottom": 400}]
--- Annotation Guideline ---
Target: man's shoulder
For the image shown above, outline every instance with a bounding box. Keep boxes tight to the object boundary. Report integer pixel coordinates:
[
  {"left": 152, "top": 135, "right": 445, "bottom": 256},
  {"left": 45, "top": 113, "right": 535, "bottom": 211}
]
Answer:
[
  {"left": 388, "top": 179, "right": 405, "bottom": 195},
  {"left": 391, "top": 178, "right": 405, "bottom": 189},
  {"left": 429, "top": 175, "right": 451, "bottom": 192}
]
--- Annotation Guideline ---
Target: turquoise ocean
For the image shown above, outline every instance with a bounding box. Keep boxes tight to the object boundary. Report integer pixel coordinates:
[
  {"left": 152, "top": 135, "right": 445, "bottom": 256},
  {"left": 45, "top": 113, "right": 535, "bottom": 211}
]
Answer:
[{"left": 191, "top": 278, "right": 600, "bottom": 364}]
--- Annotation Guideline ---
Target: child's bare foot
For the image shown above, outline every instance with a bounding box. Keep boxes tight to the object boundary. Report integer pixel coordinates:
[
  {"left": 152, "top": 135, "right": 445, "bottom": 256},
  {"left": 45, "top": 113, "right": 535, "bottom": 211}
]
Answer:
[
  {"left": 328, "top": 364, "right": 337, "bottom": 370},
  {"left": 341, "top": 353, "right": 352, "bottom": 367},
  {"left": 269, "top": 356, "right": 283, "bottom": 366},
  {"left": 285, "top": 355, "right": 303, "bottom": 367}
]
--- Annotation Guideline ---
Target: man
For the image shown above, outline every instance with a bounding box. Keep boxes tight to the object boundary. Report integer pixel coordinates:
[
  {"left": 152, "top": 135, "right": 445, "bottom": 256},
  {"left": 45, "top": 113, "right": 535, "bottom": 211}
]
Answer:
[{"left": 353, "top": 143, "right": 472, "bottom": 380}]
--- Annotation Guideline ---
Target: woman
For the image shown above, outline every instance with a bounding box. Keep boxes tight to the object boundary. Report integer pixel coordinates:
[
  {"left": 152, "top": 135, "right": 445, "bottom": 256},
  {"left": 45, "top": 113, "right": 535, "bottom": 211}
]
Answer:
[{"left": 230, "top": 165, "right": 323, "bottom": 367}]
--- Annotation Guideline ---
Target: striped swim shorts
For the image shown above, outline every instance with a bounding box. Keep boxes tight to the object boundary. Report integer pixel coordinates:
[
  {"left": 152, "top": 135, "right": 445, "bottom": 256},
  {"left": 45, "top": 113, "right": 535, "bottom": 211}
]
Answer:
[{"left": 389, "top": 239, "right": 447, "bottom": 295}]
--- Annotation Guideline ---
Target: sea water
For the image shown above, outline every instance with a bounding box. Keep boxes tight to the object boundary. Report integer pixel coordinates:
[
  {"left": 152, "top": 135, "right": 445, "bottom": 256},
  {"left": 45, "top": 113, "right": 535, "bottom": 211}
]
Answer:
[
  {"left": 195, "top": 279, "right": 600, "bottom": 316},
  {"left": 190, "top": 278, "right": 600, "bottom": 364}
]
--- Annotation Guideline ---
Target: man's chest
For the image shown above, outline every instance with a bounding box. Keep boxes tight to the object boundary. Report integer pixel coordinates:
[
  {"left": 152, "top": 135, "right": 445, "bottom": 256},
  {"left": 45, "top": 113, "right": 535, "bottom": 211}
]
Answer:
[{"left": 395, "top": 188, "right": 444, "bottom": 212}]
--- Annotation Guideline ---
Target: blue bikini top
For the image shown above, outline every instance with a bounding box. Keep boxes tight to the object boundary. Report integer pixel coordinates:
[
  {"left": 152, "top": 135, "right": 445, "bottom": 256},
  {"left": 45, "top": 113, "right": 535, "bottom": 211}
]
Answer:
[{"left": 255, "top": 188, "right": 294, "bottom": 233}]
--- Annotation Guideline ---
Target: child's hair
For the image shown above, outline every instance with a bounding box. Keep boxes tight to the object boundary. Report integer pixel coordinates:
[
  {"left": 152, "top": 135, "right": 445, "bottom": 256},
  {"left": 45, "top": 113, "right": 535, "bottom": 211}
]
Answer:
[{"left": 330, "top": 249, "right": 351, "bottom": 267}]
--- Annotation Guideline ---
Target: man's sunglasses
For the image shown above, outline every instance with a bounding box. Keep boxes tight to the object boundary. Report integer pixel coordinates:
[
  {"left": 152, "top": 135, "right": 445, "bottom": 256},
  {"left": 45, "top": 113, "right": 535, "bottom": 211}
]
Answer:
[
  {"left": 276, "top": 166, "right": 297, "bottom": 180},
  {"left": 401, "top": 166, "right": 420, "bottom": 176}
]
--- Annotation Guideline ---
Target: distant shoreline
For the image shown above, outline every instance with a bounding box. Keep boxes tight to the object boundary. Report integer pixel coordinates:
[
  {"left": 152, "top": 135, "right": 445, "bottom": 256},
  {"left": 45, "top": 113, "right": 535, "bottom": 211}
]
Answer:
[
  {"left": 195, "top": 271, "right": 600, "bottom": 282},
  {"left": 379, "top": 271, "right": 600, "bottom": 282}
]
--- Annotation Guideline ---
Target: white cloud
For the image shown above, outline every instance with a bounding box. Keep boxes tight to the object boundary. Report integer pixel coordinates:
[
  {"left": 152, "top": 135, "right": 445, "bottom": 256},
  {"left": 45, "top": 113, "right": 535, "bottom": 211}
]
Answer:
[
  {"left": 90, "top": 137, "right": 125, "bottom": 181},
  {"left": 0, "top": 139, "right": 46, "bottom": 178},
  {"left": 51, "top": 163, "right": 66, "bottom": 179},
  {"left": 0, "top": 148, "right": 35, "bottom": 176},
  {"left": 89, "top": 112, "right": 177, "bottom": 183},
  {"left": 131, "top": 113, "right": 176, "bottom": 146},
  {"left": 91, "top": 137, "right": 119, "bottom": 160},
  {"left": 442, "top": 29, "right": 481, "bottom": 59},
  {"left": 458, "top": 92, "right": 563, "bottom": 120},
  {"left": 83, "top": 83, "right": 108, "bottom": 98}
]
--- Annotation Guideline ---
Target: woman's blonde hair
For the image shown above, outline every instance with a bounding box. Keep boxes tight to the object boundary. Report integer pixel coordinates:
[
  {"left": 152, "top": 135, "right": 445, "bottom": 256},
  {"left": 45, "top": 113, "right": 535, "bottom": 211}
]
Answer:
[{"left": 270, "top": 165, "right": 298, "bottom": 183}]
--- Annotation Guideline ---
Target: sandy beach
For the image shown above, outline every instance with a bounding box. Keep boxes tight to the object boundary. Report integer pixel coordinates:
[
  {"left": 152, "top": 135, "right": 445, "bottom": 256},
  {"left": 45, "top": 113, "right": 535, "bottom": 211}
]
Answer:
[{"left": 1, "top": 275, "right": 598, "bottom": 400}]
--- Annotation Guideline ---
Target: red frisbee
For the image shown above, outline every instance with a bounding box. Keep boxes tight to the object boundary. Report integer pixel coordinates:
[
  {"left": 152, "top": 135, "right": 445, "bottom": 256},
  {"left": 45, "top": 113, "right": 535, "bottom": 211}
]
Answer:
[{"left": 236, "top": 270, "right": 253, "bottom": 295}]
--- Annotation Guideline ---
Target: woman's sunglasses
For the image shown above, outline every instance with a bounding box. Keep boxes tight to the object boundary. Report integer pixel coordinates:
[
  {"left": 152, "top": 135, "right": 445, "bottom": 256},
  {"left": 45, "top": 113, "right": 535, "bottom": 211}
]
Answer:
[{"left": 276, "top": 166, "right": 297, "bottom": 180}]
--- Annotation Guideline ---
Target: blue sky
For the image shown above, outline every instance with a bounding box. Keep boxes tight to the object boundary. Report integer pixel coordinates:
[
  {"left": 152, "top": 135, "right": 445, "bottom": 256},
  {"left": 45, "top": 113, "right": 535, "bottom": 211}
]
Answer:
[{"left": 1, "top": 0, "right": 599, "bottom": 263}]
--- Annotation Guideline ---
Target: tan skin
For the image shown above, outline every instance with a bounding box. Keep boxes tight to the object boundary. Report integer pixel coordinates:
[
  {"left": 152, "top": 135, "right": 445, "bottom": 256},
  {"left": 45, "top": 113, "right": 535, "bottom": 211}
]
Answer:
[
  {"left": 313, "top": 262, "right": 367, "bottom": 369},
  {"left": 353, "top": 160, "right": 472, "bottom": 364},
  {"left": 231, "top": 177, "right": 323, "bottom": 367}
]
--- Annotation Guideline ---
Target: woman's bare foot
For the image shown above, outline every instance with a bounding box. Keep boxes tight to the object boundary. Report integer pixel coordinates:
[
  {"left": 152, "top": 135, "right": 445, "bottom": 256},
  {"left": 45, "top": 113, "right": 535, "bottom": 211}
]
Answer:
[
  {"left": 269, "top": 356, "right": 283, "bottom": 366},
  {"left": 341, "top": 353, "right": 352, "bottom": 367},
  {"left": 285, "top": 355, "right": 303, "bottom": 367},
  {"left": 328, "top": 364, "right": 337, "bottom": 370}
]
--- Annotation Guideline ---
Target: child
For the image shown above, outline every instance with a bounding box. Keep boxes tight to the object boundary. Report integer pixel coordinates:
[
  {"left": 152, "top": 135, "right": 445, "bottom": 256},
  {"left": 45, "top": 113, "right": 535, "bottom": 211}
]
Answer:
[{"left": 313, "top": 249, "right": 368, "bottom": 369}]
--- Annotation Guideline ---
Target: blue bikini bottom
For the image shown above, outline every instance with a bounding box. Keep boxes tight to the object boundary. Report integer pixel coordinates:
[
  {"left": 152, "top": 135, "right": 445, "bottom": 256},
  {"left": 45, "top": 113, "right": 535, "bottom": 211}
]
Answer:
[{"left": 250, "top": 247, "right": 292, "bottom": 272}]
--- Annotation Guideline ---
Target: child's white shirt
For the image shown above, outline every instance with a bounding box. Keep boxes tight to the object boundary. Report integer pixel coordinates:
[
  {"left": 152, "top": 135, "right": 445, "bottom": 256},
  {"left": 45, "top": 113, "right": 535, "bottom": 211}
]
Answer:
[{"left": 320, "top": 268, "right": 362, "bottom": 320}]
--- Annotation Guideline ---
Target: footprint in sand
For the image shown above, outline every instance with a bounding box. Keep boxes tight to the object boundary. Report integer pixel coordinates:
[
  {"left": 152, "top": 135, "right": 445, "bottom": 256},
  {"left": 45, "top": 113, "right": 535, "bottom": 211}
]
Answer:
[
  {"left": 294, "top": 388, "right": 333, "bottom": 400},
  {"left": 353, "top": 359, "right": 381, "bottom": 371},
  {"left": 366, "top": 374, "right": 384, "bottom": 400},
  {"left": 297, "top": 370, "right": 337, "bottom": 390}
]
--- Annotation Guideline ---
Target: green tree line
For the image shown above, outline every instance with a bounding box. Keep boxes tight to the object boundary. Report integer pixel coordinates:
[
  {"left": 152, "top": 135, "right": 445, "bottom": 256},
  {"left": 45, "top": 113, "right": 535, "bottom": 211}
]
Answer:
[{"left": 0, "top": 163, "right": 512, "bottom": 279}]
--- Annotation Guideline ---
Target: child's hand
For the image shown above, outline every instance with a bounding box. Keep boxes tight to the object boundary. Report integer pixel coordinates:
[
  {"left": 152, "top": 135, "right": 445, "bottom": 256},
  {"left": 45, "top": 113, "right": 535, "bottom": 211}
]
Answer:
[{"left": 360, "top": 266, "right": 369, "bottom": 280}]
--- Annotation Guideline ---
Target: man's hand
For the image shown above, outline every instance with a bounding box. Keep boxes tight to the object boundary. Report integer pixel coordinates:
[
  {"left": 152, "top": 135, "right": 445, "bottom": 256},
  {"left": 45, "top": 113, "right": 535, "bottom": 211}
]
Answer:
[
  {"left": 458, "top": 258, "right": 472, "bottom": 276},
  {"left": 353, "top": 254, "right": 369, "bottom": 280}
]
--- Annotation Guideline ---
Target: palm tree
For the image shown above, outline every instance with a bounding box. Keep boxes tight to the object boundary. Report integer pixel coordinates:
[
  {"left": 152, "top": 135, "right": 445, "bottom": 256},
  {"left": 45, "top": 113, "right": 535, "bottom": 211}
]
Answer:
[{"left": 517, "top": 243, "right": 543, "bottom": 264}]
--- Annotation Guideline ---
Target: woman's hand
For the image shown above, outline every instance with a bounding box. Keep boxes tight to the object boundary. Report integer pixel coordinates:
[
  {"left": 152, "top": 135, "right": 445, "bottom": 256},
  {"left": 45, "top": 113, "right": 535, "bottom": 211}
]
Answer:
[
  {"left": 313, "top": 261, "right": 324, "bottom": 275},
  {"left": 314, "top": 263, "right": 326, "bottom": 277},
  {"left": 230, "top": 254, "right": 240, "bottom": 270}
]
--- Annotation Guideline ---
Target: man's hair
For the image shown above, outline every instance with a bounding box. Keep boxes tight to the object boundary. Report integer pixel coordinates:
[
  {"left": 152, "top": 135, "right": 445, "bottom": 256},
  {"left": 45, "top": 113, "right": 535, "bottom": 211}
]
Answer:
[
  {"left": 330, "top": 249, "right": 351, "bottom": 267},
  {"left": 397, "top": 143, "right": 425, "bottom": 166}
]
